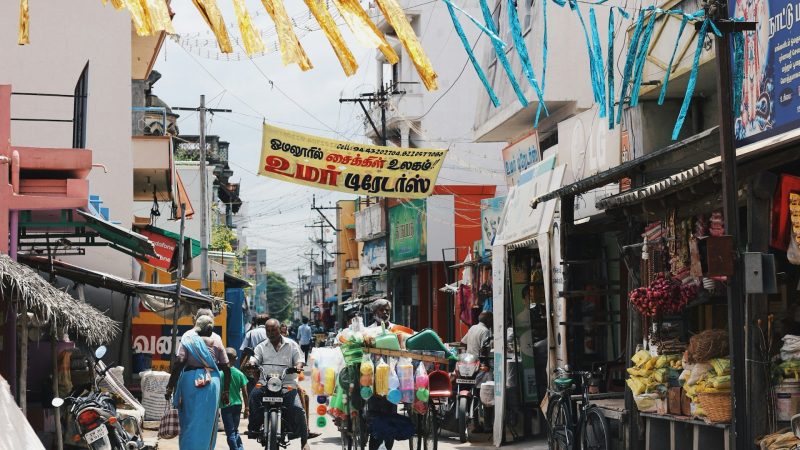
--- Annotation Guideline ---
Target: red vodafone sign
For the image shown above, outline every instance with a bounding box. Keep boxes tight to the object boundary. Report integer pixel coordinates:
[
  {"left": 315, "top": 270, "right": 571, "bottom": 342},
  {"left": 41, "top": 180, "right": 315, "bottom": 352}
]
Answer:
[{"left": 137, "top": 228, "right": 177, "bottom": 270}]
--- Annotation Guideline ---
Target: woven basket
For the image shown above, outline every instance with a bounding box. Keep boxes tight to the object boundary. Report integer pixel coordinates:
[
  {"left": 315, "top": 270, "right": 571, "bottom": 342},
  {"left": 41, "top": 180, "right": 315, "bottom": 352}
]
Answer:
[{"left": 697, "top": 392, "right": 731, "bottom": 423}]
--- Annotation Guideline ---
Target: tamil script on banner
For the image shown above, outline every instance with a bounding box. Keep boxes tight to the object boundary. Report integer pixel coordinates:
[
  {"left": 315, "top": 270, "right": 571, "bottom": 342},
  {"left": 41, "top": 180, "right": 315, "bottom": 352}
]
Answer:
[
  {"left": 259, "top": 123, "right": 447, "bottom": 198},
  {"left": 734, "top": 0, "right": 800, "bottom": 146}
]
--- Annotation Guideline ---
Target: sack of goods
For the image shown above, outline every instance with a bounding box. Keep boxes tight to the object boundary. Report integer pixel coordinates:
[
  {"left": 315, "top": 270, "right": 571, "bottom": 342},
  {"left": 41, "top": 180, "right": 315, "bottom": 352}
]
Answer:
[{"left": 140, "top": 370, "right": 171, "bottom": 421}]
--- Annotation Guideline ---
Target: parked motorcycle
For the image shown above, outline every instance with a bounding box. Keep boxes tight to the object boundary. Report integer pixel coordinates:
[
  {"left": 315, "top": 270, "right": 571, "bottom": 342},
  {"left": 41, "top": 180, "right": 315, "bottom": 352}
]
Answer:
[
  {"left": 252, "top": 361, "right": 301, "bottom": 450},
  {"left": 52, "top": 346, "right": 147, "bottom": 450},
  {"left": 448, "top": 352, "right": 493, "bottom": 443}
]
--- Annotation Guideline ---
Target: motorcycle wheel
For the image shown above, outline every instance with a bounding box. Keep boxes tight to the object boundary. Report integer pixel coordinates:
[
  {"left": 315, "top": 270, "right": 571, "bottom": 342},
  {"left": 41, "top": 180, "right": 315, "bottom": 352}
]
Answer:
[
  {"left": 458, "top": 397, "right": 469, "bottom": 443},
  {"left": 268, "top": 411, "right": 279, "bottom": 450}
]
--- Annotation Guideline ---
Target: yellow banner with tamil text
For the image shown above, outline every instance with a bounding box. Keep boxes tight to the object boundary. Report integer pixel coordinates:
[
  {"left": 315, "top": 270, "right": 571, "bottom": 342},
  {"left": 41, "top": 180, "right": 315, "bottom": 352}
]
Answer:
[{"left": 258, "top": 123, "right": 447, "bottom": 198}]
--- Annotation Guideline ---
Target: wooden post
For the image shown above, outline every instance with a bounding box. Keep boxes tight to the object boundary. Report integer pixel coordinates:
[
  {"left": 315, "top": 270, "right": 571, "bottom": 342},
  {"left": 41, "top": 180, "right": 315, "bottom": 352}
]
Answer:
[
  {"left": 52, "top": 325, "right": 63, "bottom": 450},
  {"left": 19, "top": 298, "right": 27, "bottom": 415}
]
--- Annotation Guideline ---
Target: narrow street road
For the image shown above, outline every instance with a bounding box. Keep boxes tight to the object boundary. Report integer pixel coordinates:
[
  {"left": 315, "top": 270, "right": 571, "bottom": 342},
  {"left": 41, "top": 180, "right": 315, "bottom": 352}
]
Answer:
[{"left": 146, "top": 369, "right": 546, "bottom": 450}]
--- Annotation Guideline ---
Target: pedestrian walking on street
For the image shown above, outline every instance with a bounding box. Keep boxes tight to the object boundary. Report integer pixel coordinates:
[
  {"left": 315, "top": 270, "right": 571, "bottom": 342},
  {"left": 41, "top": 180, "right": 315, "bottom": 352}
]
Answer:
[
  {"left": 165, "top": 315, "right": 232, "bottom": 450},
  {"left": 297, "top": 317, "right": 313, "bottom": 363},
  {"left": 220, "top": 348, "right": 250, "bottom": 450}
]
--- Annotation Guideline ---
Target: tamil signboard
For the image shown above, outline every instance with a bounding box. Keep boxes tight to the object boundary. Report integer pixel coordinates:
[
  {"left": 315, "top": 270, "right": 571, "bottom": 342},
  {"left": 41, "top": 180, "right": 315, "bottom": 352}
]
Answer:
[
  {"left": 259, "top": 123, "right": 447, "bottom": 198},
  {"left": 733, "top": 0, "right": 799, "bottom": 147},
  {"left": 502, "top": 131, "right": 541, "bottom": 186},
  {"left": 481, "top": 196, "right": 506, "bottom": 252},
  {"left": 389, "top": 199, "right": 427, "bottom": 266}
]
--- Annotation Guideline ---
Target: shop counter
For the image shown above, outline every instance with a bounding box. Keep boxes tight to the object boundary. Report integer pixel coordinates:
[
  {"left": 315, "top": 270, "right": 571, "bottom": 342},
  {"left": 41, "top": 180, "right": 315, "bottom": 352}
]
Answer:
[{"left": 639, "top": 412, "right": 729, "bottom": 450}]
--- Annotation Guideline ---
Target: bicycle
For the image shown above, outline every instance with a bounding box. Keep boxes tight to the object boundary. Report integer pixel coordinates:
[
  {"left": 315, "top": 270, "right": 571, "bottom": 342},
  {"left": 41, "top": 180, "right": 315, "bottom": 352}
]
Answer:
[{"left": 546, "top": 367, "right": 610, "bottom": 450}]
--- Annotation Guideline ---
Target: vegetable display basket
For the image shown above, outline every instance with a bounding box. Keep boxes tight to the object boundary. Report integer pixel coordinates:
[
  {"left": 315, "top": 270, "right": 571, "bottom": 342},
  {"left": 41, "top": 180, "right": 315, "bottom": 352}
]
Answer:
[{"left": 697, "top": 392, "right": 731, "bottom": 423}]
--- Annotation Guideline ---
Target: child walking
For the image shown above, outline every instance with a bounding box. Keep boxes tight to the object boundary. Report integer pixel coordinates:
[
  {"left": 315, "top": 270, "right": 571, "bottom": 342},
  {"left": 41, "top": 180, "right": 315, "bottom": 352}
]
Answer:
[{"left": 221, "top": 348, "right": 250, "bottom": 450}]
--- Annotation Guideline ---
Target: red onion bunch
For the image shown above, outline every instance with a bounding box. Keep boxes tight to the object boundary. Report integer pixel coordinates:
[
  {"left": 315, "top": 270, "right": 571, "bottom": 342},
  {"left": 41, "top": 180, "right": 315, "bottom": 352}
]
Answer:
[{"left": 629, "top": 273, "right": 698, "bottom": 317}]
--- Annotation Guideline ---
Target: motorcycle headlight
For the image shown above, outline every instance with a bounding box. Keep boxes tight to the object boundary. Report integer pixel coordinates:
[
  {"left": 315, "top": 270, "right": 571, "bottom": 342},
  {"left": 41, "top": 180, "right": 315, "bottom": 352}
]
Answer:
[
  {"left": 267, "top": 376, "right": 282, "bottom": 392},
  {"left": 456, "top": 361, "right": 478, "bottom": 377}
]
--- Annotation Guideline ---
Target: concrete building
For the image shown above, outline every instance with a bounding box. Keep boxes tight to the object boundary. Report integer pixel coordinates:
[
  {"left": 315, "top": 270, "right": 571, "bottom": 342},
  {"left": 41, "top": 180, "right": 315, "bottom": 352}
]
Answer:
[{"left": 366, "top": 0, "right": 506, "bottom": 186}]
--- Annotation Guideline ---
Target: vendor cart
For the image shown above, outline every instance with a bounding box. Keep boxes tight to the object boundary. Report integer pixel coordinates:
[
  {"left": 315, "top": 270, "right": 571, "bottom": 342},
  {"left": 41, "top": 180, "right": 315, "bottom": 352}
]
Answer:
[{"left": 361, "top": 348, "right": 452, "bottom": 450}]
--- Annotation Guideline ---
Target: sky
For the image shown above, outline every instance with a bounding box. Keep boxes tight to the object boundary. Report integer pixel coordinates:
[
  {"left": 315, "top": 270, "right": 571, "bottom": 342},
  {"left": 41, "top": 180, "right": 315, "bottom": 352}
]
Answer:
[
  {"left": 152, "top": 0, "right": 382, "bottom": 284},
  {"left": 150, "top": 0, "right": 506, "bottom": 284}
]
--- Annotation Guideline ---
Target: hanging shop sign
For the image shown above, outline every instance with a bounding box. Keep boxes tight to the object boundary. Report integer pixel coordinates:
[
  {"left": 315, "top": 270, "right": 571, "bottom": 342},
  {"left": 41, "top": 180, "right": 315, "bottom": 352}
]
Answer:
[
  {"left": 259, "top": 123, "right": 447, "bottom": 198},
  {"left": 389, "top": 199, "right": 428, "bottom": 266},
  {"left": 733, "top": 0, "right": 799, "bottom": 147},
  {"left": 481, "top": 196, "right": 506, "bottom": 252},
  {"left": 136, "top": 228, "right": 177, "bottom": 270},
  {"left": 502, "top": 131, "right": 541, "bottom": 187}
]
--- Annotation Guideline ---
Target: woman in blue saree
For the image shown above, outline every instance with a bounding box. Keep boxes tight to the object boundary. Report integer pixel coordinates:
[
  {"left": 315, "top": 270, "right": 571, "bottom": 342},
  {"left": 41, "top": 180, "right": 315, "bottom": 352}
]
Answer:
[{"left": 166, "top": 315, "right": 232, "bottom": 450}]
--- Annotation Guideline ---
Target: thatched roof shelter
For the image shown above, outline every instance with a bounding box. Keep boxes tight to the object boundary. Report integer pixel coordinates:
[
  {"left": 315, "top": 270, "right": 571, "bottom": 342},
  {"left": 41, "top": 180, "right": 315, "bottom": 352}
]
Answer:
[{"left": 0, "top": 253, "right": 118, "bottom": 345}]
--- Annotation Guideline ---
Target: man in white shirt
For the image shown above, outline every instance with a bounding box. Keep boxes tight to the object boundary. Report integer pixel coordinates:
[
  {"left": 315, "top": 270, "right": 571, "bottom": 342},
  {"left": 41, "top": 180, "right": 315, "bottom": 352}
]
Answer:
[
  {"left": 297, "top": 317, "right": 313, "bottom": 362},
  {"left": 461, "top": 311, "right": 493, "bottom": 358},
  {"left": 247, "top": 319, "right": 309, "bottom": 450}
]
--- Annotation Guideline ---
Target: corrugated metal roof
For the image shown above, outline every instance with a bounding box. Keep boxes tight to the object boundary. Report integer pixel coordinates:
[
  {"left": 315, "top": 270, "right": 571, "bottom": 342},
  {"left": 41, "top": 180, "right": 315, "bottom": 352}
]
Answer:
[{"left": 596, "top": 161, "right": 717, "bottom": 209}]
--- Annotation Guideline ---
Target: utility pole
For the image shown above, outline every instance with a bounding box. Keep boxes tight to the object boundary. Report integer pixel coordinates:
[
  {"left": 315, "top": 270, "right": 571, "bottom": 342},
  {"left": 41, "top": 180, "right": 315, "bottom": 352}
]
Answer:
[
  {"left": 339, "top": 83, "right": 402, "bottom": 306},
  {"left": 699, "top": 3, "right": 755, "bottom": 448},
  {"left": 170, "top": 203, "right": 186, "bottom": 367},
  {"left": 173, "top": 96, "right": 232, "bottom": 294},
  {"left": 305, "top": 249, "right": 316, "bottom": 316}
]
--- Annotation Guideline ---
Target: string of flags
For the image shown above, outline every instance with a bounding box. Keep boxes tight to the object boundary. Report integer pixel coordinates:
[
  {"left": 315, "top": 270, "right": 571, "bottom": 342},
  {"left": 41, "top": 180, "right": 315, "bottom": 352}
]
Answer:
[
  {"left": 15, "top": 0, "right": 747, "bottom": 139},
  {"left": 16, "top": 0, "right": 438, "bottom": 90},
  {"left": 442, "top": 0, "right": 745, "bottom": 140}
]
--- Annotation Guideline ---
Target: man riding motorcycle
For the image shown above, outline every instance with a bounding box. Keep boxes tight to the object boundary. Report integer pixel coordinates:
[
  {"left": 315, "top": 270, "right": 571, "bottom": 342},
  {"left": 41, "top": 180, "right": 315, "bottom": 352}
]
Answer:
[{"left": 246, "top": 319, "right": 309, "bottom": 450}]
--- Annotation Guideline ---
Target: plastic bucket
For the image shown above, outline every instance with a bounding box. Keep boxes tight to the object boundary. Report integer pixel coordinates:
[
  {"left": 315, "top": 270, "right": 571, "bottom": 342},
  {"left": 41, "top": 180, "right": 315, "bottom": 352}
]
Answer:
[{"left": 777, "top": 380, "right": 800, "bottom": 421}]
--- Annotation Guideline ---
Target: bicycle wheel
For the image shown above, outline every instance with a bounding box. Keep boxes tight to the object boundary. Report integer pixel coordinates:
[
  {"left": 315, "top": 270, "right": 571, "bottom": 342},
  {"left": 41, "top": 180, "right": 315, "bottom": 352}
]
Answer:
[
  {"left": 546, "top": 398, "right": 573, "bottom": 450},
  {"left": 424, "top": 406, "right": 439, "bottom": 450},
  {"left": 581, "top": 408, "right": 610, "bottom": 450}
]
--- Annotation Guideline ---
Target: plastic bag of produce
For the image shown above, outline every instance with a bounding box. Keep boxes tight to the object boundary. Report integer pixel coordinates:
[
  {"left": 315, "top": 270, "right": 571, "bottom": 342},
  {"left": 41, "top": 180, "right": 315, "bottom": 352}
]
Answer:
[
  {"left": 632, "top": 350, "right": 651, "bottom": 367},
  {"left": 626, "top": 376, "right": 648, "bottom": 395},
  {"left": 634, "top": 393, "right": 660, "bottom": 412},
  {"left": 686, "top": 363, "right": 712, "bottom": 386}
]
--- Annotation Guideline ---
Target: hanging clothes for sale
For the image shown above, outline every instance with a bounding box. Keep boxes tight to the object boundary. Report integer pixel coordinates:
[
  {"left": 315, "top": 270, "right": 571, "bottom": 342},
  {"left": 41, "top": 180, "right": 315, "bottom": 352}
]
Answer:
[{"left": 459, "top": 284, "right": 474, "bottom": 326}]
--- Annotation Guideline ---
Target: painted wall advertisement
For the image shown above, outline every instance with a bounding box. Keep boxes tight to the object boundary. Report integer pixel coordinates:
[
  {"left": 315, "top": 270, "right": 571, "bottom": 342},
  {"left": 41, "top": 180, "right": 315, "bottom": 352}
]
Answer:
[
  {"left": 502, "top": 131, "right": 541, "bottom": 187},
  {"left": 734, "top": 0, "right": 800, "bottom": 146},
  {"left": 389, "top": 200, "right": 427, "bottom": 267},
  {"left": 480, "top": 196, "right": 506, "bottom": 253},
  {"left": 259, "top": 123, "right": 447, "bottom": 198}
]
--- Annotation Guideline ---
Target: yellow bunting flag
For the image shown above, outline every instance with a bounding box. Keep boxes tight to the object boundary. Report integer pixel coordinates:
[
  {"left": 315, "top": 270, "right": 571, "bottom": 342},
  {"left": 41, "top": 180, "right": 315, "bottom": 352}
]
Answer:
[
  {"left": 101, "top": 0, "right": 126, "bottom": 9},
  {"left": 258, "top": 123, "right": 447, "bottom": 199},
  {"left": 232, "top": 0, "right": 265, "bottom": 56},
  {"left": 332, "top": 0, "right": 398, "bottom": 64},
  {"left": 146, "top": 0, "right": 175, "bottom": 34},
  {"left": 303, "top": 0, "right": 357, "bottom": 76},
  {"left": 192, "top": 0, "right": 233, "bottom": 53},
  {"left": 18, "top": 0, "right": 29, "bottom": 45},
  {"left": 123, "top": 0, "right": 153, "bottom": 36},
  {"left": 260, "top": 0, "right": 312, "bottom": 70},
  {"left": 375, "top": 0, "right": 437, "bottom": 91}
]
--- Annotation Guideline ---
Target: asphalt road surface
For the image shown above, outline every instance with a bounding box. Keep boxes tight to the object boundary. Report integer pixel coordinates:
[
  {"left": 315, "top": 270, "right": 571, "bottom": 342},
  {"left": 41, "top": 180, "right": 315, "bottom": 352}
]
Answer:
[{"left": 147, "top": 369, "right": 545, "bottom": 450}]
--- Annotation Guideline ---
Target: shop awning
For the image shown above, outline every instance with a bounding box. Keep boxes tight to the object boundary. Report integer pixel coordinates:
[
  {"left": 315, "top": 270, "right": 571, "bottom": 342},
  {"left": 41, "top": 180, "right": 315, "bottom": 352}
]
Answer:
[
  {"left": 494, "top": 157, "right": 566, "bottom": 247},
  {"left": 597, "top": 161, "right": 715, "bottom": 209},
  {"left": 75, "top": 209, "right": 156, "bottom": 258},
  {"left": 224, "top": 272, "right": 252, "bottom": 289},
  {"left": 596, "top": 127, "right": 800, "bottom": 210},
  {"left": 531, "top": 127, "right": 720, "bottom": 207},
  {"left": 324, "top": 292, "right": 352, "bottom": 303},
  {"left": 18, "top": 255, "right": 218, "bottom": 309},
  {"left": 0, "top": 253, "right": 118, "bottom": 345}
]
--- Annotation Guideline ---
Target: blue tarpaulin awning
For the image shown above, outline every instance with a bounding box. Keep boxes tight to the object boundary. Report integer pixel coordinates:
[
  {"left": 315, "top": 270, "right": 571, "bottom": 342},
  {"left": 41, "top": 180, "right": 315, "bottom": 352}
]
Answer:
[{"left": 325, "top": 292, "right": 352, "bottom": 303}]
